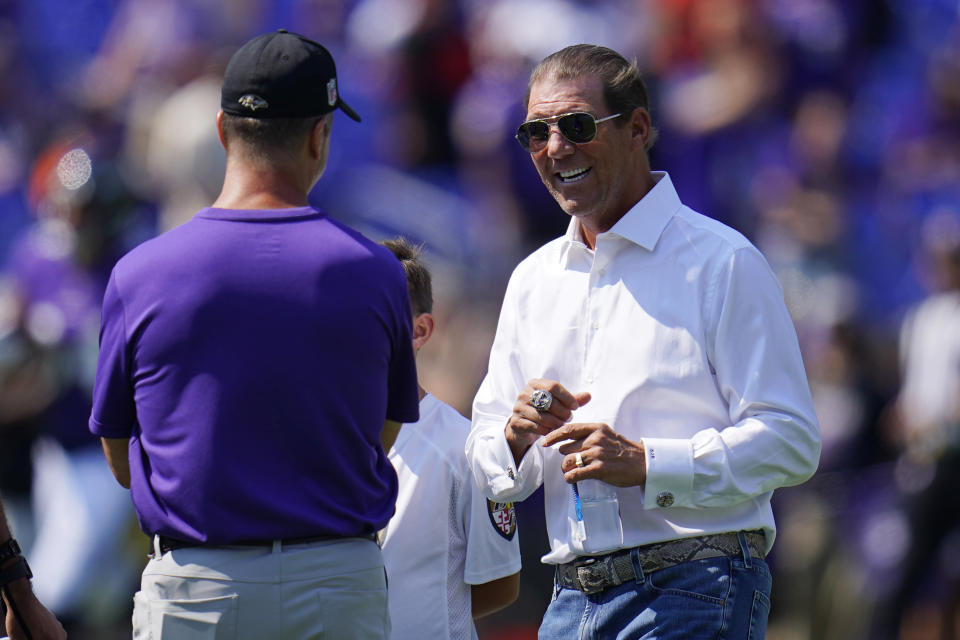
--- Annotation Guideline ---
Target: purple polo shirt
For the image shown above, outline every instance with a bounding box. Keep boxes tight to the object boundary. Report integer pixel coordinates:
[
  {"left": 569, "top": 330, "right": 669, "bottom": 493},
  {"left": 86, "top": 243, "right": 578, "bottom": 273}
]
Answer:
[{"left": 89, "top": 206, "right": 419, "bottom": 543}]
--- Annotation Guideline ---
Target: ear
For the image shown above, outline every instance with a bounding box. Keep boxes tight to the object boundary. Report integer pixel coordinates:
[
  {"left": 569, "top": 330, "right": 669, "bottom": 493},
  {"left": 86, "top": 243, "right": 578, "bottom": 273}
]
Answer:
[
  {"left": 412, "top": 312, "right": 435, "bottom": 353},
  {"left": 216, "top": 110, "right": 227, "bottom": 150},
  {"left": 309, "top": 114, "right": 331, "bottom": 159},
  {"left": 629, "top": 107, "right": 652, "bottom": 151}
]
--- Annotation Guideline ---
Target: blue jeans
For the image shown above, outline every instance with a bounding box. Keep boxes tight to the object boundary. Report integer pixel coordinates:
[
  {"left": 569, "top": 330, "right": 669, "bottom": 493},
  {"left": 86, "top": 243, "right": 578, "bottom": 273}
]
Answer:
[{"left": 539, "top": 546, "right": 772, "bottom": 639}]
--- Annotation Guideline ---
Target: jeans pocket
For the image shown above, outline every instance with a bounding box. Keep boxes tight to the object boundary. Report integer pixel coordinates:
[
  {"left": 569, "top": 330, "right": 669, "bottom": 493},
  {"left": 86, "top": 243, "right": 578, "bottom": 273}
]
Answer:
[
  {"left": 133, "top": 591, "right": 239, "bottom": 640},
  {"left": 749, "top": 589, "right": 771, "bottom": 640},
  {"left": 646, "top": 557, "right": 731, "bottom": 605}
]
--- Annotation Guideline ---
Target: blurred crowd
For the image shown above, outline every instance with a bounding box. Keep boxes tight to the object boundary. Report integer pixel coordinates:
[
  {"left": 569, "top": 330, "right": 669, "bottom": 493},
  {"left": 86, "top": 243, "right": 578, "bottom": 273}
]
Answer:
[{"left": 1, "top": 0, "right": 959, "bottom": 638}]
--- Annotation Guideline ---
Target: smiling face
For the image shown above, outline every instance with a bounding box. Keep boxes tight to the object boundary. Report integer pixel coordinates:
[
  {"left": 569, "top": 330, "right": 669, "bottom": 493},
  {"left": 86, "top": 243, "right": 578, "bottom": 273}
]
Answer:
[{"left": 525, "top": 74, "right": 653, "bottom": 243}]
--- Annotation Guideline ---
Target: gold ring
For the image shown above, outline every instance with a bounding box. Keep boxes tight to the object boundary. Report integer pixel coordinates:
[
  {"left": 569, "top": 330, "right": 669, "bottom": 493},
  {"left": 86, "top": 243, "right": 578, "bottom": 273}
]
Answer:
[{"left": 575, "top": 452, "right": 584, "bottom": 468}]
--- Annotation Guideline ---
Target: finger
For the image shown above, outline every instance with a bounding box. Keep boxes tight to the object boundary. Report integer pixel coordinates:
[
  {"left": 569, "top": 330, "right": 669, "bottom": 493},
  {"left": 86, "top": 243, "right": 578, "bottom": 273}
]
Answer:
[
  {"left": 560, "top": 452, "right": 582, "bottom": 474},
  {"left": 563, "top": 466, "right": 594, "bottom": 484},
  {"left": 510, "top": 413, "right": 567, "bottom": 441},
  {"left": 556, "top": 438, "right": 587, "bottom": 455},
  {"left": 508, "top": 415, "right": 549, "bottom": 439},
  {"left": 545, "top": 419, "right": 616, "bottom": 447},
  {"left": 542, "top": 400, "right": 580, "bottom": 425},
  {"left": 514, "top": 404, "right": 566, "bottom": 432},
  {"left": 561, "top": 455, "right": 602, "bottom": 482},
  {"left": 528, "top": 379, "right": 581, "bottom": 412},
  {"left": 521, "top": 384, "right": 570, "bottom": 421},
  {"left": 541, "top": 422, "right": 604, "bottom": 447},
  {"left": 556, "top": 449, "right": 588, "bottom": 475}
]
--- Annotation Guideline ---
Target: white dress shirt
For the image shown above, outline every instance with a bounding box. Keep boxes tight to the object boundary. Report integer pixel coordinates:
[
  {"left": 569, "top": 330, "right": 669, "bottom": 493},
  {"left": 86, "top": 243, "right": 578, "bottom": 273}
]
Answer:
[{"left": 466, "top": 172, "right": 821, "bottom": 564}]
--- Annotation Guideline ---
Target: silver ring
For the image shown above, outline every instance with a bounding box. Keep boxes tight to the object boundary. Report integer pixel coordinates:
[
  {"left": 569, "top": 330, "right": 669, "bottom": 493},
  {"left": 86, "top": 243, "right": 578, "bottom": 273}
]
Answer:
[
  {"left": 575, "top": 452, "right": 584, "bottom": 468},
  {"left": 529, "top": 389, "right": 553, "bottom": 412}
]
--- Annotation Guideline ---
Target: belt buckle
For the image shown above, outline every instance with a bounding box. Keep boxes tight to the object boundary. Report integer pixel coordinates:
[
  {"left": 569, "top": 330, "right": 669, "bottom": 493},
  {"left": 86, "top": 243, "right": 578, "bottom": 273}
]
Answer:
[{"left": 575, "top": 560, "right": 609, "bottom": 595}]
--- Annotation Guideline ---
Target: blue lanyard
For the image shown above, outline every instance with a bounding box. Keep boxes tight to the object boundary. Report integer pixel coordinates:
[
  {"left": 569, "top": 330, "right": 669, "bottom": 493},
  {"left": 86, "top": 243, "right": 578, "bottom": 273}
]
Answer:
[
  {"left": 572, "top": 482, "right": 583, "bottom": 522},
  {"left": 572, "top": 483, "right": 587, "bottom": 542}
]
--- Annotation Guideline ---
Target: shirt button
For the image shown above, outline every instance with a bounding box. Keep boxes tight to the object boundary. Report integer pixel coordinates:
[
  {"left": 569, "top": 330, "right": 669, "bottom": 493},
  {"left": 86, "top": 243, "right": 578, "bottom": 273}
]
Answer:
[
  {"left": 592, "top": 321, "right": 599, "bottom": 330},
  {"left": 656, "top": 491, "right": 674, "bottom": 508}
]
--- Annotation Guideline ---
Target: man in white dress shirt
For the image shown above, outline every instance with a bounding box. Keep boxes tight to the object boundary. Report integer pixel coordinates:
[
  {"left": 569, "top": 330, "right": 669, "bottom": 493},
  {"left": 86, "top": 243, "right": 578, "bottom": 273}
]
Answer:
[
  {"left": 379, "top": 237, "right": 521, "bottom": 640},
  {"left": 466, "top": 44, "right": 821, "bottom": 638}
]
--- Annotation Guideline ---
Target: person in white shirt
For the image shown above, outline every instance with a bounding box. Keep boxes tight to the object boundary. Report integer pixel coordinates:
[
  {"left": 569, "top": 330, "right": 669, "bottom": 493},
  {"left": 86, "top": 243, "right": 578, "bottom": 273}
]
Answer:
[
  {"left": 379, "top": 237, "right": 521, "bottom": 640},
  {"left": 870, "top": 211, "right": 960, "bottom": 639},
  {"left": 466, "top": 44, "right": 821, "bottom": 638}
]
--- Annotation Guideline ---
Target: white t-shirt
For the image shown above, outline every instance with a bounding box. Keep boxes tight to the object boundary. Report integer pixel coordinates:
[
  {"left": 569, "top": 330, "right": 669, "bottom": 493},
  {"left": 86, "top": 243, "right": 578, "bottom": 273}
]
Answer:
[
  {"left": 897, "top": 290, "right": 960, "bottom": 453},
  {"left": 382, "top": 394, "right": 521, "bottom": 640}
]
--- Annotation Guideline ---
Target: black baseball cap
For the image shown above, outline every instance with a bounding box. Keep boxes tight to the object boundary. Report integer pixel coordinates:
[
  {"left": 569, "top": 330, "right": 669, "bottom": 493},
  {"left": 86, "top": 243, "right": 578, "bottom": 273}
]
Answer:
[{"left": 221, "top": 29, "right": 361, "bottom": 122}]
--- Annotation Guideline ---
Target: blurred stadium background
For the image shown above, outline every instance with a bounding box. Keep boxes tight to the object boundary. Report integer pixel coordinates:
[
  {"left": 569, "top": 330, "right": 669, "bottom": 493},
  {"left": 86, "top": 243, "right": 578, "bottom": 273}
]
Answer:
[{"left": 1, "top": 0, "right": 959, "bottom": 638}]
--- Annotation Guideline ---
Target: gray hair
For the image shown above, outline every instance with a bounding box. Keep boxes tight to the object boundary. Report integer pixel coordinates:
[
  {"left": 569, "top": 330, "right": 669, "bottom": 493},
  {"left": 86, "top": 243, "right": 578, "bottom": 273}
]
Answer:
[{"left": 524, "top": 44, "right": 658, "bottom": 149}]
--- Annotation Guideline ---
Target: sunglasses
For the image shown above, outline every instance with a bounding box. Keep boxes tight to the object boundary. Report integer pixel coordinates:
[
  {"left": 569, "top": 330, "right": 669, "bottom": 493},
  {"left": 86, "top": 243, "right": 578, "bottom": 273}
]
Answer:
[{"left": 515, "top": 112, "right": 621, "bottom": 152}]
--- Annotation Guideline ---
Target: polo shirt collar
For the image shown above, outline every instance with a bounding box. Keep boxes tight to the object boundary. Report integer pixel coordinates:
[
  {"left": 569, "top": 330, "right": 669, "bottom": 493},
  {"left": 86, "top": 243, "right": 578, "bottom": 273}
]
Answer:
[{"left": 561, "top": 172, "right": 682, "bottom": 261}]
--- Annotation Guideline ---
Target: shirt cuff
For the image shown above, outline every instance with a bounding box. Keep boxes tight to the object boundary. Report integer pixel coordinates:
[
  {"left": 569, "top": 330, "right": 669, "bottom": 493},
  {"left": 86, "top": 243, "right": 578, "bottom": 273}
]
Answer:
[
  {"left": 642, "top": 437, "right": 694, "bottom": 509},
  {"left": 492, "top": 428, "right": 547, "bottom": 497},
  {"left": 470, "top": 418, "right": 541, "bottom": 502},
  {"left": 488, "top": 432, "right": 522, "bottom": 495}
]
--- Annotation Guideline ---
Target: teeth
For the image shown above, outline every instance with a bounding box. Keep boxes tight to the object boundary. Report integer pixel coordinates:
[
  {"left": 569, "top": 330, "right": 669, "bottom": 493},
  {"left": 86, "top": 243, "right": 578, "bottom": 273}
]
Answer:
[{"left": 558, "top": 167, "right": 590, "bottom": 183}]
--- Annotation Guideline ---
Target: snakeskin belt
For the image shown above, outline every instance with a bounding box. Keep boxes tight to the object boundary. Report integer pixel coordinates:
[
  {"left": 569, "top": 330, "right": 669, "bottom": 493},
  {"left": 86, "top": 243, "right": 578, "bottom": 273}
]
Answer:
[{"left": 555, "top": 531, "right": 766, "bottom": 595}]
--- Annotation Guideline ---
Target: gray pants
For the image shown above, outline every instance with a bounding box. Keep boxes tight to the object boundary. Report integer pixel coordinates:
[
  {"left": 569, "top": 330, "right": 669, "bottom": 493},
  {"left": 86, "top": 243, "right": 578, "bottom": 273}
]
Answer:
[{"left": 133, "top": 536, "right": 389, "bottom": 639}]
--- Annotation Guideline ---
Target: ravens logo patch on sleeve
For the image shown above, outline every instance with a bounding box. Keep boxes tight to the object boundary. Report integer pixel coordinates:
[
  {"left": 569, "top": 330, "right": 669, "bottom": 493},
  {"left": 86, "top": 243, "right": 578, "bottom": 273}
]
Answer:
[{"left": 487, "top": 500, "right": 517, "bottom": 541}]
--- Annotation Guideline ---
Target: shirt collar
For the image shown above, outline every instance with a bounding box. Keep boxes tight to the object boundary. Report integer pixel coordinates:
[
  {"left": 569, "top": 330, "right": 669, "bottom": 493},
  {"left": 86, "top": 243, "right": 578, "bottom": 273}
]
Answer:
[
  {"left": 560, "top": 172, "right": 682, "bottom": 260},
  {"left": 195, "top": 206, "right": 324, "bottom": 222}
]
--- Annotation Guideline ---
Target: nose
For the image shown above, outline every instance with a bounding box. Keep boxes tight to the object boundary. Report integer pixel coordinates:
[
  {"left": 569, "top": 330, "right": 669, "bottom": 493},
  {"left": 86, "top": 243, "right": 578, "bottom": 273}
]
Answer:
[{"left": 545, "top": 126, "right": 574, "bottom": 158}]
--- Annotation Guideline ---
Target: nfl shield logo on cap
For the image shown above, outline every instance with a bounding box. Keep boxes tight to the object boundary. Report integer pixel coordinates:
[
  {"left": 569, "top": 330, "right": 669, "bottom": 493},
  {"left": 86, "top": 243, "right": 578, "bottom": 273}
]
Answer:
[{"left": 327, "top": 78, "right": 337, "bottom": 107}]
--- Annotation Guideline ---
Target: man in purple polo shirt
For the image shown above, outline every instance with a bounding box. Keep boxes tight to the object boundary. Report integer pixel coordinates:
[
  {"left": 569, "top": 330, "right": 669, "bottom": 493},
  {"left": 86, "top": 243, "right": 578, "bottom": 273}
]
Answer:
[{"left": 88, "top": 30, "right": 419, "bottom": 639}]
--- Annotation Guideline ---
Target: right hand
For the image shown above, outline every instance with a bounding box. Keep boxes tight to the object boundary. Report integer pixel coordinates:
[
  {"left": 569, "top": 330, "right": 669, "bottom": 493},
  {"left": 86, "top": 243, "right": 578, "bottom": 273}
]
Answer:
[
  {"left": 4, "top": 582, "right": 67, "bottom": 640},
  {"left": 504, "top": 379, "right": 591, "bottom": 463}
]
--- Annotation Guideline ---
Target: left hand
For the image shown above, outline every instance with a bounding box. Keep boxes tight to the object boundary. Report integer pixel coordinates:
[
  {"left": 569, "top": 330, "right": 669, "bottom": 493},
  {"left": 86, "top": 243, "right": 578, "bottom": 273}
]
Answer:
[{"left": 541, "top": 421, "right": 646, "bottom": 488}]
